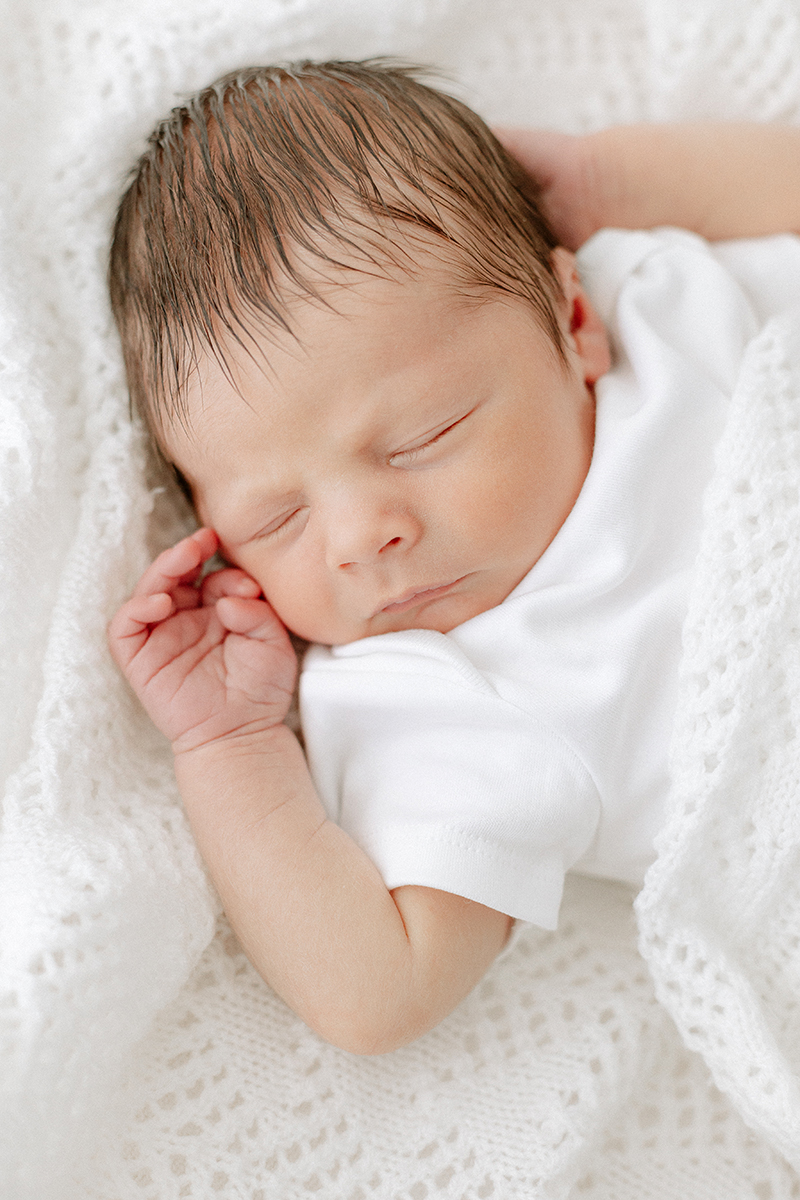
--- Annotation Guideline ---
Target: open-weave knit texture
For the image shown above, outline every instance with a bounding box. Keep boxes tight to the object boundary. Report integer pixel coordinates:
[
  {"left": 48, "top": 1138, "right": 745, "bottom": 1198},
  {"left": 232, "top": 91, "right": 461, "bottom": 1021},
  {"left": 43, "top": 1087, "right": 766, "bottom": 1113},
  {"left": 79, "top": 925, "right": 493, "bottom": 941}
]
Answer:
[{"left": 3, "top": 1, "right": 800, "bottom": 1197}]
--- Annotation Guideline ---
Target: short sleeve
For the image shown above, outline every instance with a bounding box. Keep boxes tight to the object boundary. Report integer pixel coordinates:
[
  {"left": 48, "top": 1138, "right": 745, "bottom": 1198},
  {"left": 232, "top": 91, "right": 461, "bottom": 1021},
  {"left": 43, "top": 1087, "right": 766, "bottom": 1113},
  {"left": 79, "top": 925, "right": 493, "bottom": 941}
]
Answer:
[{"left": 300, "top": 632, "right": 601, "bottom": 928}]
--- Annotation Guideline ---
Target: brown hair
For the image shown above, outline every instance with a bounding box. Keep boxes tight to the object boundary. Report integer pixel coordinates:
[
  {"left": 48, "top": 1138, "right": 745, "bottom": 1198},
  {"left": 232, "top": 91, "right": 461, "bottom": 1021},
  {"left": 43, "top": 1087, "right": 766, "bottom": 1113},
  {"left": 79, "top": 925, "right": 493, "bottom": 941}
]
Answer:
[{"left": 109, "top": 59, "right": 563, "bottom": 436}]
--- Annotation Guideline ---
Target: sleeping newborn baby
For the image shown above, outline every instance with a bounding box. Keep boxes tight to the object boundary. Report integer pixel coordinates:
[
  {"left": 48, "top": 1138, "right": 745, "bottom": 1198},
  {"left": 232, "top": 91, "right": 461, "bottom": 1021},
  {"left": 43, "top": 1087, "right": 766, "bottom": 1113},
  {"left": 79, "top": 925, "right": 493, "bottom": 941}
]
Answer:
[{"left": 108, "top": 60, "right": 800, "bottom": 1053}]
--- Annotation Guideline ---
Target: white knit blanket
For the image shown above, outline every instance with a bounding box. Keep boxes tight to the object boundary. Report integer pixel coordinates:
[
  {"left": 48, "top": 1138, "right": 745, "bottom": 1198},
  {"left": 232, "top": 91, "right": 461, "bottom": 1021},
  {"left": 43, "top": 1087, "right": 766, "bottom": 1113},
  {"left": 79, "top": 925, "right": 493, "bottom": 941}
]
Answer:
[{"left": 3, "top": 1, "right": 800, "bottom": 1197}]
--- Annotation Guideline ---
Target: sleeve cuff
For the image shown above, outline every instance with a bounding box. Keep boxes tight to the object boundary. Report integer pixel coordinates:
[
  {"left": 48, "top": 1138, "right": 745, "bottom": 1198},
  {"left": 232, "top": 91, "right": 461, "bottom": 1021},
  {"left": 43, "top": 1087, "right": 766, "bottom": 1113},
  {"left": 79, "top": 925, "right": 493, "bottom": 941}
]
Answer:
[{"left": 363, "top": 824, "right": 567, "bottom": 929}]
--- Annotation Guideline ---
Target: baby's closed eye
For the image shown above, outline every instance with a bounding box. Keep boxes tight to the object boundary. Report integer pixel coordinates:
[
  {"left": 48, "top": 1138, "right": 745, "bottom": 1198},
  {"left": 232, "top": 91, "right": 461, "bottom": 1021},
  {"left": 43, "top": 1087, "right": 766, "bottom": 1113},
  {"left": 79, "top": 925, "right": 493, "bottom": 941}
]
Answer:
[
  {"left": 251, "top": 505, "right": 310, "bottom": 542},
  {"left": 387, "top": 407, "right": 476, "bottom": 466}
]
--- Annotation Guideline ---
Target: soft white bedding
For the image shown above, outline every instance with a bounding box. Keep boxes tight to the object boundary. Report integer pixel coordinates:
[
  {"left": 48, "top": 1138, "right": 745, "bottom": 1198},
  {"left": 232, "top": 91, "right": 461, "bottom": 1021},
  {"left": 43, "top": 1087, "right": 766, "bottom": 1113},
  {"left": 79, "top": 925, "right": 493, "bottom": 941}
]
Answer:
[{"left": 3, "top": 1, "right": 800, "bottom": 1196}]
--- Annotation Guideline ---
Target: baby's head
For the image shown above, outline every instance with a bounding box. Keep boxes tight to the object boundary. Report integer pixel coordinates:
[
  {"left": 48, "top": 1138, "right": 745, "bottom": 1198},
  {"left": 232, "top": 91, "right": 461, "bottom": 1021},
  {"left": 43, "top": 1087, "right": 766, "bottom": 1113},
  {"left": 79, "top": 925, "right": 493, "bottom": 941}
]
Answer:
[{"left": 110, "top": 60, "right": 609, "bottom": 644}]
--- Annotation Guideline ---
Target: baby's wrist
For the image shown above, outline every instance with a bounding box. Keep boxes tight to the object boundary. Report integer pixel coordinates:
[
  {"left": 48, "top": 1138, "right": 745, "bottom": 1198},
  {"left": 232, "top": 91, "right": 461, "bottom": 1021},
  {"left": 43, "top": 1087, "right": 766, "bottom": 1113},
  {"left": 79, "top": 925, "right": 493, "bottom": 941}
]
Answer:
[
  {"left": 578, "top": 128, "right": 635, "bottom": 237},
  {"left": 172, "top": 720, "right": 321, "bottom": 855},
  {"left": 172, "top": 718, "right": 297, "bottom": 764},
  {"left": 582, "top": 123, "right": 714, "bottom": 238}
]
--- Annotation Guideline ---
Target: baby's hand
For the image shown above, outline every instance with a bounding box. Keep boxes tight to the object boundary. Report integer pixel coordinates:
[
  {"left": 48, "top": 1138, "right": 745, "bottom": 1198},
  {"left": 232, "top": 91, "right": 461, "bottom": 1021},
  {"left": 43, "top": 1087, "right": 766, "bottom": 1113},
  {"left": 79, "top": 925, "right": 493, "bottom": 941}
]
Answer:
[
  {"left": 108, "top": 528, "right": 296, "bottom": 753},
  {"left": 496, "top": 128, "right": 604, "bottom": 250},
  {"left": 499, "top": 123, "right": 800, "bottom": 248}
]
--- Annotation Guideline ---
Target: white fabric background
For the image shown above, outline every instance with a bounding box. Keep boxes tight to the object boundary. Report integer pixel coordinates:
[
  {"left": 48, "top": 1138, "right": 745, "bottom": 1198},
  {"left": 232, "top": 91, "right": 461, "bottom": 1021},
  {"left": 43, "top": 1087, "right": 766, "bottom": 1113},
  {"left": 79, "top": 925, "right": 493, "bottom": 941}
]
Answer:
[{"left": 3, "top": 1, "right": 800, "bottom": 1197}]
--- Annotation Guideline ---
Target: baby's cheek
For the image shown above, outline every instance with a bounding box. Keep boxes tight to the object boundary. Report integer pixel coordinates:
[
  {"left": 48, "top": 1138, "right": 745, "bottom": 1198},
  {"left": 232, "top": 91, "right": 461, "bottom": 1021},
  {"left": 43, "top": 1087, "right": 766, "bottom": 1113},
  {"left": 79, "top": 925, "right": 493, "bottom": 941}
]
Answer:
[
  {"left": 264, "top": 564, "right": 347, "bottom": 645},
  {"left": 449, "top": 456, "right": 525, "bottom": 539}
]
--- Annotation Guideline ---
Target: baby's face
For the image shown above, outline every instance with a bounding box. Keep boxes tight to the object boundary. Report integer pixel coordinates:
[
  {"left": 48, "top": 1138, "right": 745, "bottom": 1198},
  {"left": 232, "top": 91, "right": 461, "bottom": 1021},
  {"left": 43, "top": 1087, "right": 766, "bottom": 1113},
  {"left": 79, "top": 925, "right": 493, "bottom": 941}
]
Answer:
[{"left": 165, "top": 249, "right": 609, "bottom": 645}]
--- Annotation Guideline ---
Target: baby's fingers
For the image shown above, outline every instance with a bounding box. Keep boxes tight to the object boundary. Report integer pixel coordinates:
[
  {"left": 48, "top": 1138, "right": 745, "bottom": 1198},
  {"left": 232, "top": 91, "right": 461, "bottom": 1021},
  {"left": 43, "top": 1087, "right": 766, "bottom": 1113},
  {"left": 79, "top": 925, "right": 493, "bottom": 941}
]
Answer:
[
  {"left": 494, "top": 127, "right": 576, "bottom": 185},
  {"left": 107, "top": 592, "right": 174, "bottom": 666},
  {"left": 215, "top": 595, "right": 285, "bottom": 639},
  {"left": 215, "top": 597, "right": 291, "bottom": 652},
  {"left": 201, "top": 568, "right": 262, "bottom": 606},
  {"left": 132, "top": 528, "right": 219, "bottom": 599},
  {"left": 216, "top": 596, "right": 296, "bottom": 704}
]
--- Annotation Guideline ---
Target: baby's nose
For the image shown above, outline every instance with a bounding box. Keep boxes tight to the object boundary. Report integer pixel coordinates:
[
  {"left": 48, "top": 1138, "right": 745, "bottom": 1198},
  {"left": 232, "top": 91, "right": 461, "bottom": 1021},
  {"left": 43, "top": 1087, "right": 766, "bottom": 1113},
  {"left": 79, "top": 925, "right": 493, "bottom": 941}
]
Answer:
[{"left": 324, "top": 500, "right": 420, "bottom": 569}]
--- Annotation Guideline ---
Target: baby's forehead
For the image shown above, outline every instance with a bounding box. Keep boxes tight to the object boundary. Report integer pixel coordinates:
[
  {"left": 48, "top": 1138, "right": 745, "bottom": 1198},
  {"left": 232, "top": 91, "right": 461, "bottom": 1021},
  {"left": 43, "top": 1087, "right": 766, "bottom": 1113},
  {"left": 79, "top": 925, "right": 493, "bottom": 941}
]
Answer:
[
  {"left": 176, "top": 267, "right": 470, "bottom": 400},
  {"left": 175, "top": 281, "right": 556, "bottom": 467},
  {"left": 199, "top": 270, "right": 546, "bottom": 409}
]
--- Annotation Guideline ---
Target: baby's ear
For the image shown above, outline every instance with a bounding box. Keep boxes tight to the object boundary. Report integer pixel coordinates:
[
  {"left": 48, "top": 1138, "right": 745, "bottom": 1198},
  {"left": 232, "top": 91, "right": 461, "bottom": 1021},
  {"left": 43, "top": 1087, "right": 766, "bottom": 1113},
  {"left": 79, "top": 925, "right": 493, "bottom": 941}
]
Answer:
[{"left": 551, "top": 247, "right": 611, "bottom": 385}]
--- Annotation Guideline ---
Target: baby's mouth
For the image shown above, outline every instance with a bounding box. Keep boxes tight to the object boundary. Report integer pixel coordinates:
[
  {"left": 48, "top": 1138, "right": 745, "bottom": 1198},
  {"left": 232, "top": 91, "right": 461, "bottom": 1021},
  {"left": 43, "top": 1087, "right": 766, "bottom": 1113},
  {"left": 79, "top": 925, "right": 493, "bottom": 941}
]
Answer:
[{"left": 377, "top": 577, "right": 466, "bottom": 616}]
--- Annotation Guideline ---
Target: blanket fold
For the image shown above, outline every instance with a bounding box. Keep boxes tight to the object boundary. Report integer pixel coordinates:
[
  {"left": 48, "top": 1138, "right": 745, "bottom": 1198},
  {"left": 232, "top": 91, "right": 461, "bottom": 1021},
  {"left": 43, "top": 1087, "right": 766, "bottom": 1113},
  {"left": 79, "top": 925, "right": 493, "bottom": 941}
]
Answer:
[{"left": 638, "top": 310, "right": 800, "bottom": 1169}]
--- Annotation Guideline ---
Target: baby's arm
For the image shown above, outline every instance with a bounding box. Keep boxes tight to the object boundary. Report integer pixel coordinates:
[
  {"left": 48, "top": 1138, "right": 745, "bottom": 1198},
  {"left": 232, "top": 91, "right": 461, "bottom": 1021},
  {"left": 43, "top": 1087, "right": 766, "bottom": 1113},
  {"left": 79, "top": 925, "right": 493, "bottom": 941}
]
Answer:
[
  {"left": 499, "top": 123, "right": 800, "bottom": 248},
  {"left": 108, "top": 529, "right": 510, "bottom": 1054}
]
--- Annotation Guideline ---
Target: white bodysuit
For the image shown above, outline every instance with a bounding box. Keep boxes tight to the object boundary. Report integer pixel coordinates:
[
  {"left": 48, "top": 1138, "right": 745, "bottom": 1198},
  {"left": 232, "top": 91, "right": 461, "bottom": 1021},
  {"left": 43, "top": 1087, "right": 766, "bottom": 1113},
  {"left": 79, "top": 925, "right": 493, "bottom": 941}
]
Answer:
[{"left": 300, "top": 227, "right": 800, "bottom": 928}]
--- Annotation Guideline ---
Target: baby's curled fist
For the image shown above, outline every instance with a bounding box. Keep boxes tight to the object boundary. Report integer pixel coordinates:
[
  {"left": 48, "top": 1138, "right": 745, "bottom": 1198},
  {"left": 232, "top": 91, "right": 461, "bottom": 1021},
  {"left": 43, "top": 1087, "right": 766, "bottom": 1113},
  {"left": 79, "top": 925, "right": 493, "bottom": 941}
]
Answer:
[{"left": 108, "top": 528, "right": 296, "bottom": 754}]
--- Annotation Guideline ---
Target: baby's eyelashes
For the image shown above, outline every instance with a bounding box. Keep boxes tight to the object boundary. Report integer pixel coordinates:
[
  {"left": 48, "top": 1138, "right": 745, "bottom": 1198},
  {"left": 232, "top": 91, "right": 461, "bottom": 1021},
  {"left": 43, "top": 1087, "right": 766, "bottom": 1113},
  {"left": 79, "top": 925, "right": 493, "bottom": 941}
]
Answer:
[
  {"left": 387, "top": 408, "right": 475, "bottom": 467},
  {"left": 250, "top": 506, "right": 308, "bottom": 541}
]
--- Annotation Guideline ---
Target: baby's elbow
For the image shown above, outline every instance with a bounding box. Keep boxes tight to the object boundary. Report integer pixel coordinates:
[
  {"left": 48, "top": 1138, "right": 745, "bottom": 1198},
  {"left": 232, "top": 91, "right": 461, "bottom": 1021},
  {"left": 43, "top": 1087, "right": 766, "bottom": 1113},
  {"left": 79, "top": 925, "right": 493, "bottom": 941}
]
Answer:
[
  {"left": 305, "top": 998, "right": 435, "bottom": 1056},
  {"left": 320, "top": 1025, "right": 411, "bottom": 1057}
]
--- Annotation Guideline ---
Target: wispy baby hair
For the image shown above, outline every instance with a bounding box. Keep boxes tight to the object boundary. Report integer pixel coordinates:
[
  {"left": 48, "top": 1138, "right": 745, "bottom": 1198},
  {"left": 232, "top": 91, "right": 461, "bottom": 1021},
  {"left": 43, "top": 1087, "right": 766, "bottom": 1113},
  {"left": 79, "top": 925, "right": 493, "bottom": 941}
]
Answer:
[{"left": 109, "top": 59, "right": 563, "bottom": 435}]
